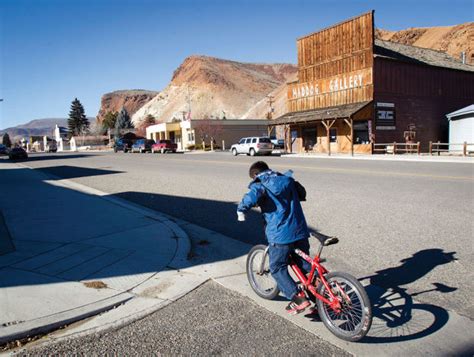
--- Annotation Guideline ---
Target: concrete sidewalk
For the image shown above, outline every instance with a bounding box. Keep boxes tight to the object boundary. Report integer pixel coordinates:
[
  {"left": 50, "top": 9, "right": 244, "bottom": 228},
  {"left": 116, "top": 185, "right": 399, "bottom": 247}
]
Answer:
[
  {"left": 0, "top": 162, "right": 190, "bottom": 345},
  {"left": 281, "top": 152, "right": 474, "bottom": 163}
]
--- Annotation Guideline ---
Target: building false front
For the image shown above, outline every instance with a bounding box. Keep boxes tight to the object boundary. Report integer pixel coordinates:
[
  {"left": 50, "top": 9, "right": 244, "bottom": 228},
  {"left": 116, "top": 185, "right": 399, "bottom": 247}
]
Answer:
[{"left": 273, "top": 11, "right": 474, "bottom": 154}]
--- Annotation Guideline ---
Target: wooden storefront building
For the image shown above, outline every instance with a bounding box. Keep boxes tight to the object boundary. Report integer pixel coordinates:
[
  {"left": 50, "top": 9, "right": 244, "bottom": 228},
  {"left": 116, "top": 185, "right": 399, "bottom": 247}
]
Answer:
[{"left": 272, "top": 11, "right": 474, "bottom": 154}]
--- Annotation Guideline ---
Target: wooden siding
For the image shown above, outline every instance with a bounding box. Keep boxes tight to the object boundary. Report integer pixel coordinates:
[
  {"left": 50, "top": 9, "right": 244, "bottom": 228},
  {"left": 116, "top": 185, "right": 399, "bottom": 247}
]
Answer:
[
  {"left": 374, "top": 57, "right": 474, "bottom": 150},
  {"left": 289, "top": 11, "right": 374, "bottom": 112}
]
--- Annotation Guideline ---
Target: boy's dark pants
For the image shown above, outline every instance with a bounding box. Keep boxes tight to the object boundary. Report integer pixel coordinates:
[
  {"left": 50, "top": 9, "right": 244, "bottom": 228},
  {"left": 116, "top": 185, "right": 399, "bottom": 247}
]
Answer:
[{"left": 268, "top": 238, "right": 312, "bottom": 300}]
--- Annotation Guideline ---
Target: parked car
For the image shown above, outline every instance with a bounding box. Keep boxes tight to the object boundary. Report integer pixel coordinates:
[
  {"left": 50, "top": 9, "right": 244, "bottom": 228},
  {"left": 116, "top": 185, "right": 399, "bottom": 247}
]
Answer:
[
  {"left": 46, "top": 142, "right": 57, "bottom": 153},
  {"left": 114, "top": 138, "right": 134, "bottom": 153},
  {"left": 0, "top": 144, "right": 8, "bottom": 155},
  {"left": 131, "top": 139, "right": 155, "bottom": 153},
  {"left": 151, "top": 140, "right": 178, "bottom": 153},
  {"left": 230, "top": 136, "right": 273, "bottom": 156},
  {"left": 269, "top": 136, "right": 285, "bottom": 149},
  {"left": 8, "top": 147, "right": 28, "bottom": 160}
]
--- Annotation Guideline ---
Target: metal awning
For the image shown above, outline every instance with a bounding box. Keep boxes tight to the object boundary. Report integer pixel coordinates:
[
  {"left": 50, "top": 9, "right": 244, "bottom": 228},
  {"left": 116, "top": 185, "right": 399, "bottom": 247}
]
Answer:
[{"left": 270, "top": 101, "right": 372, "bottom": 126}]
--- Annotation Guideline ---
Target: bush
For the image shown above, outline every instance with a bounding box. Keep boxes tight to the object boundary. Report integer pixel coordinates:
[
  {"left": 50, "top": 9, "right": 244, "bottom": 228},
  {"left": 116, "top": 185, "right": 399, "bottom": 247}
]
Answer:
[{"left": 186, "top": 144, "right": 221, "bottom": 151}]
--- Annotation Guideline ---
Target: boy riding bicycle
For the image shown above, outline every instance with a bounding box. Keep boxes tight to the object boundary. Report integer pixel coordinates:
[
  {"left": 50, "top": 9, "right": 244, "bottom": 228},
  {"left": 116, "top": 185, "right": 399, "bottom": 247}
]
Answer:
[{"left": 237, "top": 161, "right": 312, "bottom": 315}]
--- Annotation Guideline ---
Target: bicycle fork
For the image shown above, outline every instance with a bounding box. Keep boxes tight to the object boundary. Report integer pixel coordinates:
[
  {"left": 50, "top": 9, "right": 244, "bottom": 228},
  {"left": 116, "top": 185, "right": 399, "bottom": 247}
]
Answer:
[{"left": 257, "top": 246, "right": 271, "bottom": 275}]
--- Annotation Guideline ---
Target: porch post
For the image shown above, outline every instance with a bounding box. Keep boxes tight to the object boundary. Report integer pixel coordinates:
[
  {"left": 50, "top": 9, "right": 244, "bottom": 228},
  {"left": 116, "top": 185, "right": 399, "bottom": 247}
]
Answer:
[
  {"left": 322, "top": 120, "right": 336, "bottom": 156},
  {"left": 344, "top": 118, "right": 354, "bottom": 156},
  {"left": 322, "top": 121, "right": 330, "bottom": 156}
]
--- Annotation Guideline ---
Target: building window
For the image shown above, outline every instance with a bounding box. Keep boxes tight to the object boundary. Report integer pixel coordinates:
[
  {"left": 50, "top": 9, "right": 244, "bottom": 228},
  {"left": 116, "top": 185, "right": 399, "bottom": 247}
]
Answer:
[
  {"left": 329, "top": 128, "right": 337, "bottom": 143},
  {"left": 188, "top": 131, "right": 195, "bottom": 142},
  {"left": 354, "top": 121, "right": 369, "bottom": 144}
]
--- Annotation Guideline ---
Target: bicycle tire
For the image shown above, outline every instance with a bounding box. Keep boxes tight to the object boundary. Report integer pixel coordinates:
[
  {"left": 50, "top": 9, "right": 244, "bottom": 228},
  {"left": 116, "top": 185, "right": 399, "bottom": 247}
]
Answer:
[
  {"left": 246, "top": 245, "right": 280, "bottom": 300},
  {"left": 316, "top": 272, "right": 372, "bottom": 342}
]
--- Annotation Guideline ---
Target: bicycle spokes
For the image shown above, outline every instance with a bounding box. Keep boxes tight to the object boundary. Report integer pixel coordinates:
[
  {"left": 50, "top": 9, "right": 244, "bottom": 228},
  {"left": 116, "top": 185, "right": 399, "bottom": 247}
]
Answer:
[{"left": 320, "top": 276, "right": 368, "bottom": 336}]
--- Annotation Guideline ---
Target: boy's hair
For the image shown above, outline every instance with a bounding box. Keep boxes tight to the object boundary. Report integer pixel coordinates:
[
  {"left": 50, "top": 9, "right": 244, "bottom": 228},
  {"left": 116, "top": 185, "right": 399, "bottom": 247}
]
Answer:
[{"left": 249, "top": 161, "right": 270, "bottom": 179}]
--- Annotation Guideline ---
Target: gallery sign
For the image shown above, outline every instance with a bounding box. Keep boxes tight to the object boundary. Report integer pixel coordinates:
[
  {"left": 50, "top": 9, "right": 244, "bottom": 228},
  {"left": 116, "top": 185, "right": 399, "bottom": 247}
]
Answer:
[{"left": 290, "top": 69, "right": 372, "bottom": 100}]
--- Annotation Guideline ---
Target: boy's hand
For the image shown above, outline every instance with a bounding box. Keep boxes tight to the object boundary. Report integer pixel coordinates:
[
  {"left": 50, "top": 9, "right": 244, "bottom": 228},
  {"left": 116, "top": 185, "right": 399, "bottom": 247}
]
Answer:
[{"left": 237, "top": 211, "right": 246, "bottom": 222}]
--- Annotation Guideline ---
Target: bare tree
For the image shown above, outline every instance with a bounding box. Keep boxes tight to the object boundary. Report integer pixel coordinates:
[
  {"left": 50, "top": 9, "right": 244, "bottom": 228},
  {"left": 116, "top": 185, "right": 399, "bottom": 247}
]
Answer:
[{"left": 194, "top": 119, "right": 223, "bottom": 149}]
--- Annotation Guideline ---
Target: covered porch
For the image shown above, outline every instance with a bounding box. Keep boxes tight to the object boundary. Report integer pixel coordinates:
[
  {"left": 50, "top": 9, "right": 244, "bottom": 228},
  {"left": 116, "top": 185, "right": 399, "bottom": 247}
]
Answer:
[
  {"left": 272, "top": 101, "right": 374, "bottom": 155},
  {"left": 146, "top": 122, "right": 183, "bottom": 149}
]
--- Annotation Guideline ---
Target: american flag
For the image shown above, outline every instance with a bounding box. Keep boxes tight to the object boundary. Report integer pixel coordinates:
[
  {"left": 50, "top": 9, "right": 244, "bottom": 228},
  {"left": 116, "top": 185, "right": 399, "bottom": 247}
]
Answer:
[{"left": 187, "top": 111, "right": 192, "bottom": 121}]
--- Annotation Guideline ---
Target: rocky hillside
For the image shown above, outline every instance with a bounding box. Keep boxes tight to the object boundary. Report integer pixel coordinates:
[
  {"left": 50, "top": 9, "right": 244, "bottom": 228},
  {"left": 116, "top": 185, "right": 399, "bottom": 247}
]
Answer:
[
  {"left": 131, "top": 56, "right": 296, "bottom": 125},
  {"left": 375, "top": 22, "right": 473, "bottom": 64},
  {"left": 97, "top": 90, "right": 159, "bottom": 123}
]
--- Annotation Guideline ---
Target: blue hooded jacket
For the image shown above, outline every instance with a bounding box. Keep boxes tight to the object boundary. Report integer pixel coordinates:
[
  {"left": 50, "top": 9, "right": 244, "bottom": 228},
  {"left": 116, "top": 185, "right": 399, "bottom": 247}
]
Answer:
[{"left": 237, "top": 170, "right": 309, "bottom": 244}]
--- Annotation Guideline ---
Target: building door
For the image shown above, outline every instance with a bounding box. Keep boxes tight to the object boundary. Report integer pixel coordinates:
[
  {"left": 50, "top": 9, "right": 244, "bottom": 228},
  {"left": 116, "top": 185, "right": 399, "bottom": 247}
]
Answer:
[
  {"left": 169, "top": 131, "right": 176, "bottom": 143},
  {"left": 329, "top": 128, "right": 338, "bottom": 153},
  {"left": 291, "top": 130, "right": 298, "bottom": 153},
  {"left": 302, "top": 127, "right": 317, "bottom": 151}
]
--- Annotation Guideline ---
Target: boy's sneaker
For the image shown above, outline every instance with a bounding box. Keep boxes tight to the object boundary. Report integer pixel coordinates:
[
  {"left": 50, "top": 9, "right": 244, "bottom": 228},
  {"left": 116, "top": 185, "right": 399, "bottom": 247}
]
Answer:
[{"left": 286, "top": 292, "right": 310, "bottom": 315}]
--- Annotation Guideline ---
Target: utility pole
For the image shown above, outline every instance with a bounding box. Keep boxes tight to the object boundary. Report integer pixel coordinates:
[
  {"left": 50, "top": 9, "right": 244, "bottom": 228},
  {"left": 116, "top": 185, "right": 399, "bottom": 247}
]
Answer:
[
  {"left": 267, "top": 95, "right": 274, "bottom": 119},
  {"left": 187, "top": 86, "right": 192, "bottom": 120}
]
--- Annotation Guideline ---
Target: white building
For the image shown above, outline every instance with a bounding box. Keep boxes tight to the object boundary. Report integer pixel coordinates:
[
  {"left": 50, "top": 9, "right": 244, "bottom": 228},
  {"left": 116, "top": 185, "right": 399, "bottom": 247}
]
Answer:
[
  {"left": 146, "top": 119, "right": 270, "bottom": 151},
  {"left": 446, "top": 105, "right": 474, "bottom": 153}
]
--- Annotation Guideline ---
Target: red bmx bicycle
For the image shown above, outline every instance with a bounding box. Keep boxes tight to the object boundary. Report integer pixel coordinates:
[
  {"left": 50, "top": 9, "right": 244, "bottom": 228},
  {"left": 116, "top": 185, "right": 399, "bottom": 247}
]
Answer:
[{"left": 246, "top": 234, "right": 372, "bottom": 342}]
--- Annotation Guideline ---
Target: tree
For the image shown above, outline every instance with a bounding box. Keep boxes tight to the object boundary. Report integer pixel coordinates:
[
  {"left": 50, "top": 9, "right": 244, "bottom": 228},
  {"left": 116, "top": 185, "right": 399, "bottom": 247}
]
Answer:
[
  {"left": 114, "top": 107, "right": 133, "bottom": 138},
  {"left": 67, "top": 98, "right": 89, "bottom": 138},
  {"left": 2, "top": 133, "right": 12, "bottom": 148},
  {"left": 194, "top": 119, "right": 223, "bottom": 149},
  {"left": 135, "top": 114, "right": 156, "bottom": 137},
  {"left": 102, "top": 111, "right": 118, "bottom": 132}
]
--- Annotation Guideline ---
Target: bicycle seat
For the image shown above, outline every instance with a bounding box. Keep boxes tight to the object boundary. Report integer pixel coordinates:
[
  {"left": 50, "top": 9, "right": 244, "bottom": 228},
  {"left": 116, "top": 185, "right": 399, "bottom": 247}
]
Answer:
[
  {"left": 323, "top": 237, "right": 339, "bottom": 246},
  {"left": 311, "top": 233, "right": 339, "bottom": 246}
]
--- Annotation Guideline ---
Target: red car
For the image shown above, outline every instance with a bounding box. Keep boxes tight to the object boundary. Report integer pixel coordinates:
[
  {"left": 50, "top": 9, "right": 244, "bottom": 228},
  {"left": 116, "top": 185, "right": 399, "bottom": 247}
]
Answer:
[{"left": 151, "top": 140, "right": 178, "bottom": 153}]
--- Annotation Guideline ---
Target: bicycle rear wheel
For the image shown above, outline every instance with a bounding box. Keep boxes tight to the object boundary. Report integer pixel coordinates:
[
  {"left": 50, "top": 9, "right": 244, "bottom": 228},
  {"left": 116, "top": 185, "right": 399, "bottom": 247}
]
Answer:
[
  {"left": 316, "top": 272, "right": 372, "bottom": 342},
  {"left": 246, "top": 245, "right": 280, "bottom": 300}
]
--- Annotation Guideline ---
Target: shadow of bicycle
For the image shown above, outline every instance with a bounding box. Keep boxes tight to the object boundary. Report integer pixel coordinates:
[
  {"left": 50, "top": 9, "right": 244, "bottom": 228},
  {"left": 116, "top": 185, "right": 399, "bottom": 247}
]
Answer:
[{"left": 360, "top": 249, "right": 457, "bottom": 343}]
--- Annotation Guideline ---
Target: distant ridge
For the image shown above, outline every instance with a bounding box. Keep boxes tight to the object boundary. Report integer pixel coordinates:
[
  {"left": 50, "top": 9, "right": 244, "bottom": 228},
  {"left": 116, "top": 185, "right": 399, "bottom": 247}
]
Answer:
[{"left": 0, "top": 117, "right": 94, "bottom": 143}]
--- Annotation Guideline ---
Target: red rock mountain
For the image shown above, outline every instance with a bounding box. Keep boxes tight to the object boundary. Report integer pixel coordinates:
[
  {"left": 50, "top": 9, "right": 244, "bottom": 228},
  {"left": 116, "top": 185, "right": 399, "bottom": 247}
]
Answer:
[
  {"left": 131, "top": 56, "right": 297, "bottom": 125},
  {"left": 375, "top": 22, "right": 473, "bottom": 64},
  {"left": 97, "top": 90, "right": 159, "bottom": 123}
]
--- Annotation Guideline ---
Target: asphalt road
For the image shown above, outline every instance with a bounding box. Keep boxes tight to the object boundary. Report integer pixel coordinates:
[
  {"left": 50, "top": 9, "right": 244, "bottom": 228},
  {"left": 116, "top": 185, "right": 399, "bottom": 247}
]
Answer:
[
  {"left": 17, "top": 151, "right": 474, "bottom": 319},
  {"left": 19, "top": 281, "right": 349, "bottom": 356}
]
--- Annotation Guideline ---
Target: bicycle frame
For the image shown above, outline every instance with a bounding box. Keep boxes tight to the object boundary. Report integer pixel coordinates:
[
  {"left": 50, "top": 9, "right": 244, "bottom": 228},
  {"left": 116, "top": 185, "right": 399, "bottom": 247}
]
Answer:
[
  {"left": 258, "top": 243, "right": 343, "bottom": 312},
  {"left": 290, "top": 249, "right": 342, "bottom": 312}
]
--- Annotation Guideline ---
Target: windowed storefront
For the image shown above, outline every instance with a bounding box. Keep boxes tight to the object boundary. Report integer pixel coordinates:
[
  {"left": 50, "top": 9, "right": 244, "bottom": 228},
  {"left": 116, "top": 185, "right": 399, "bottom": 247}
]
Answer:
[{"left": 354, "top": 121, "right": 370, "bottom": 144}]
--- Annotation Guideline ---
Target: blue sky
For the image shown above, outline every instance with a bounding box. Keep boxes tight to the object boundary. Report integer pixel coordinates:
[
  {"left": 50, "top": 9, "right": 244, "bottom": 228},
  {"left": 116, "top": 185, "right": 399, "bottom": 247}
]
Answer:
[{"left": 0, "top": 0, "right": 472, "bottom": 129}]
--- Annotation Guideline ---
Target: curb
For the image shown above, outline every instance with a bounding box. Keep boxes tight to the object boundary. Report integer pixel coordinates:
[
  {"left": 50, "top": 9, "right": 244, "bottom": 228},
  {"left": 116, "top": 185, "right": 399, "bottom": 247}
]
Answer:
[
  {"left": 280, "top": 153, "right": 474, "bottom": 163},
  {"left": 0, "top": 293, "right": 133, "bottom": 346}
]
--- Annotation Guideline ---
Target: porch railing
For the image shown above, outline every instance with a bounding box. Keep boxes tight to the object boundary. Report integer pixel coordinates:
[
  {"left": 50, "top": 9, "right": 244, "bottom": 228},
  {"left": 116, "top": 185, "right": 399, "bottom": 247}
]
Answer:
[
  {"left": 429, "top": 141, "right": 473, "bottom": 156},
  {"left": 373, "top": 142, "right": 421, "bottom": 155}
]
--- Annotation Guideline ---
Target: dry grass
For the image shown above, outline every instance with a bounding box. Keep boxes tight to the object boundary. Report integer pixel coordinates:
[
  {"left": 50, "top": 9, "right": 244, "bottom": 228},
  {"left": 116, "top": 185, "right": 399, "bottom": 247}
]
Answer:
[{"left": 83, "top": 281, "right": 108, "bottom": 289}]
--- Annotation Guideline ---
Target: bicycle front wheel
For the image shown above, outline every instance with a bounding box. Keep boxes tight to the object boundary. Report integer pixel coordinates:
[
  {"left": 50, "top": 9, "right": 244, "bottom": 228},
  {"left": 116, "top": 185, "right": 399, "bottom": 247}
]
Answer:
[
  {"left": 246, "top": 245, "right": 280, "bottom": 300},
  {"left": 316, "top": 272, "right": 372, "bottom": 342}
]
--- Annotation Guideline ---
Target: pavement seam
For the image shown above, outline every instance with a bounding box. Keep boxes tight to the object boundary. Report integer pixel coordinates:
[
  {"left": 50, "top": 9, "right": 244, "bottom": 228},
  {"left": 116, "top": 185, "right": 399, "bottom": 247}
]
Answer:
[{"left": 15, "top": 243, "right": 95, "bottom": 272}]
